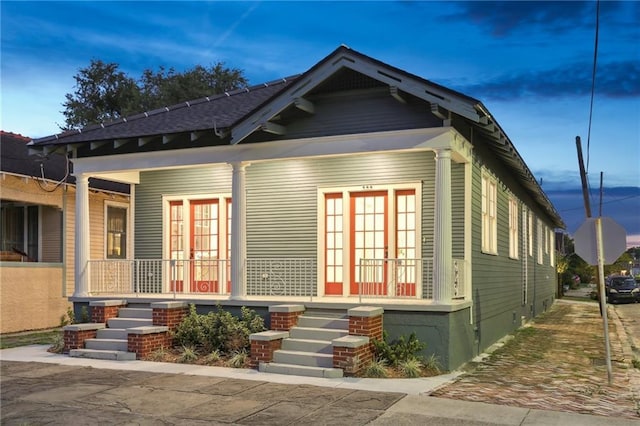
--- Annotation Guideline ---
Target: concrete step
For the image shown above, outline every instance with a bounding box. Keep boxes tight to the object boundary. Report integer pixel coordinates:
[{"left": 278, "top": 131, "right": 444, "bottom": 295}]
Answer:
[
  {"left": 302, "top": 309, "right": 347, "bottom": 319},
  {"left": 297, "top": 316, "right": 349, "bottom": 330},
  {"left": 259, "top": 362, "right": 343, "bottom": 378},
  {"left": 118, "top": 308, "right": 152, "bottom": 319},
  {"left": 273, "top": 349, "right": 334, "bottom": 368},
  {"left": 96, "top": 328, "right": 127, "bottom": 340},
  {"left": 69, "top": 348, "right": 136, "bottom": 361},
  {"left": 281, "top": 338, "right": 333, "bottom": 354},
  {"left": 107, "top": 318, "right": 153, "bottom": 329},
  {"left": 289, "top": 326, "right": 348, "bottom": 341},
  {"left": 85, "top": 338, "right": 128, "bottom": 351}
]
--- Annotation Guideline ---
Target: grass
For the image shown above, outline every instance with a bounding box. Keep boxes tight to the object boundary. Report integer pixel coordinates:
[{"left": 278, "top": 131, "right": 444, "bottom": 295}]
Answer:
[{"left": 0, "top": 329, "right": 62, "bottom": 349}]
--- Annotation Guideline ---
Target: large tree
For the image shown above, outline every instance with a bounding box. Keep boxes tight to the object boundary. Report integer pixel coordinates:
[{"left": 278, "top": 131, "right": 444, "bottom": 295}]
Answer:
[{"left": 62, "top": 60, "right": 247, "bottom": 130}]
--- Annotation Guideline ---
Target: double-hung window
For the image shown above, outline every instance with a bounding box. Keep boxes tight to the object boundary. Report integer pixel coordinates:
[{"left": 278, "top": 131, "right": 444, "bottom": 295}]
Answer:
[
  {"left": 481, "top": 174, "right": 497, "bottom": 254},
  {"left": 105, "top": 202, "right": 128, "bottom": 259},
  {"left": 508, "top": 197, "right": 519, "bottom": 259}
]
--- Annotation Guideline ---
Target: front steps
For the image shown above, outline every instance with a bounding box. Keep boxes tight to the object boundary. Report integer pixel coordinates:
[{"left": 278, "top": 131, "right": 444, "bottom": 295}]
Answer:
[
  {"left": 258, "top": 312, "right": 349, "bottom": 378},
  {"left": 69, "top": 307, "right": 152, "bottom": 361}
]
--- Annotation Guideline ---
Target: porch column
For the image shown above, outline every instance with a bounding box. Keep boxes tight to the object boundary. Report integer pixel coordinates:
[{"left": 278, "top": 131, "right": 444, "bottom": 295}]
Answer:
[
  {"left": 74, "top": 174, "right": 91, "bottom": 297},
  {"left": 433, "top": 148, "right": 453, "bottom": 303},
  {"left": 230, "top": 162, "right": 248, "bottom": 299}
]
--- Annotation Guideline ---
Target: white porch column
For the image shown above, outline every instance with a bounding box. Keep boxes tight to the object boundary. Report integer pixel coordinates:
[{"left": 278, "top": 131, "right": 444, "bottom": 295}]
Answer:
[
  {"left": 230, "top": 162, "right": 248, "bottom": 299},
  {"left": 433, "top": 148, "right": 453, "bottom": 303},
  {"left": 74, "top": 174, "right": 91, "bottom": 297}
]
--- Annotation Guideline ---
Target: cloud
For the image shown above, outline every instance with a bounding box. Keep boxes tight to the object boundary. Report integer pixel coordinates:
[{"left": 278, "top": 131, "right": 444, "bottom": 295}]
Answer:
[
  {"left": 449, "top": 1, "right": 635, "bottom": 37},
  {"left": 446, "top": 60, "right": 639, "bottom": 101},
  {"left": 545, "top": 186, "right": 640, "bottom": 239}
]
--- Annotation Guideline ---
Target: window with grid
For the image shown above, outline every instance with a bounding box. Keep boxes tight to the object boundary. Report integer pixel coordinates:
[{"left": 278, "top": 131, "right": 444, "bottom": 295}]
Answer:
[
  {"left": 106, "top": 205, "right": 127, "bottom": 259},
  {"left": 481, "top": 175, "right": 497, "bottom": 254},
  {"left": 324, "top": 193, "right": 343, "bottom": 294},
  {"left": 508, "top": 197, "right": 519, "bottom": 259}
]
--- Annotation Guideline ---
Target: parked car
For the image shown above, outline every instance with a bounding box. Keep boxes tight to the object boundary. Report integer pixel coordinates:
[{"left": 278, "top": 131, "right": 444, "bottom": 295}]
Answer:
[{"left": 605, "top": 276, "right": 640, "bottom": 304}]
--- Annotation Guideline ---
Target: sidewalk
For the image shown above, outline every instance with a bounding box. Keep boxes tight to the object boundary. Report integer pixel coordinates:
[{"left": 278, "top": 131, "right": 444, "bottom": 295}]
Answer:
[{"left": 1, "top": 300, "right": 639, "bottom": 425}]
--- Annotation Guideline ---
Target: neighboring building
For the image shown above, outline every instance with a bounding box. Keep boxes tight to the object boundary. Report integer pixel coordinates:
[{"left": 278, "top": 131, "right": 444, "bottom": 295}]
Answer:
[
  {"left": 28, "top": 46, "right": 564, "bottom": 369},
  {"left": 0, "top": 131, "right": 129, "bottom": 333}
]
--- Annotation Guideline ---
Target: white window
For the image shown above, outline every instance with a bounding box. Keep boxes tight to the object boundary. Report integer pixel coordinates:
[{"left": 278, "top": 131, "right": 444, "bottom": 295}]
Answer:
[
  {"left": 544, "top": 225, "right": 549, "bottom": 255},
  {"left": 508, "top": 197, "right": 519, "bottom": 259},
  {"left": 105, "top": 202, "right": 128, "bottom": 259},
  {"left": 549, "top": 229, "right": 556, "bottom": 267},
  {"left": 537, "top": 218, "right": 543, "bottom": 264},
  {"left": 528, "top": 211, "right": 533, "bottom": 257},
  {"left": 482, "top": 174, "right": 497, "bottom": 254}
]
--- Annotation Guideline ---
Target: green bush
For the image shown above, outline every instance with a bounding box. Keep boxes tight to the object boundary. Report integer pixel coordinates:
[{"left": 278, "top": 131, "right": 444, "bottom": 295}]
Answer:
[
  {"left": 371, "top": 331, "right": 426, "bottom": 366},
  {"left": 173, "top": 304, "right": 265, "bottom": 354}
]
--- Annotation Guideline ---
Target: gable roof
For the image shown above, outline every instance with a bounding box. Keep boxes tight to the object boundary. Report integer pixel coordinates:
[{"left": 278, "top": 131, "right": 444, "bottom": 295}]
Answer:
[
  {"left": 27, "top": 45, "right": 562, "bottom": 228},
  {"left": 1, "top": 131, "right": 128, "bottom": 194}
]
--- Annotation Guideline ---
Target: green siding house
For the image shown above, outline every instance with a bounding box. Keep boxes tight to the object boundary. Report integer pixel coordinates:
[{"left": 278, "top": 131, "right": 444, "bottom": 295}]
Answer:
[{"left": 29, "top": 46, "right": 564, "bottom": 370}]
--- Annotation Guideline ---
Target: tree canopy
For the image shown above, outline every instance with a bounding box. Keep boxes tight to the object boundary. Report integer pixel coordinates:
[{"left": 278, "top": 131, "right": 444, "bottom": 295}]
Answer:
[{"left": 61, "top": 60, "right": 248, "bottom": 130}]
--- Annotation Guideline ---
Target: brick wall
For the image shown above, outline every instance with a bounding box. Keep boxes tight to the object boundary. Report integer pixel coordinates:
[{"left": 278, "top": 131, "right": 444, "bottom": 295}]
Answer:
[
  {"left": 270, "top": 311, "right": 303, "bottom": 331},
  {"left": 128, "top": 332, "right": 172, "bottom": 359},
  {"left": 63, "top": 329, "right": 98, "bottom": 353}
]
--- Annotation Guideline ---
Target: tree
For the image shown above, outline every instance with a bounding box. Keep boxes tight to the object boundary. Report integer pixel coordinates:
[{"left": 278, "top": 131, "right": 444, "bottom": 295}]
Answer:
[
  {"left": 138, "top": 63, "right": 246, "bottom": 112},
  {"left": 62, "top": 61, "right": 247, "bottom": 130},
  {"left": 62, "top": 60, "right": 140, "bottom": 130}
]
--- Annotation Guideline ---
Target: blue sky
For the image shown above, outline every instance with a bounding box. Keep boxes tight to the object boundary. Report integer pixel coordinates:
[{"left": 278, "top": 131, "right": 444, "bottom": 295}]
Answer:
[{"left": 1, "top": 1, "right": 639, "bottom": 246}]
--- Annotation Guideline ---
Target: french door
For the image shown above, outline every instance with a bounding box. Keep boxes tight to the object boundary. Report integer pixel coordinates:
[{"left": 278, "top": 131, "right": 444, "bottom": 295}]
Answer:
[
  {"left": 168, "top": 197, "right": 230, "bottom": 293},
  {"left": 190, "top": 199, "right": 219, "bottom": 293},
  {"left": 350, "top": 191, "right": 388, "bottom": 295},
  {"left": 323, "top": 187, "right": 418, "bottom": 298}
]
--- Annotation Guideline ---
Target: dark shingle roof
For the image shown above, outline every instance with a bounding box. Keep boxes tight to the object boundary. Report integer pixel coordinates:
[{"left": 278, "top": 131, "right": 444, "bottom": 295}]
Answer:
[
  {"left": 1, "top": 131, "right": 128, "bottom": 194},
  {"left": 32, "top": 77, "right": 298, "bottom": 146}
]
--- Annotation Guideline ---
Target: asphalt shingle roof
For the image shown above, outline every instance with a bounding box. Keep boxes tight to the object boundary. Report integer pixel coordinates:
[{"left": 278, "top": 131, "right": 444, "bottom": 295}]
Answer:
[
  {"left": 1, "top": 131, "right": 128, "bottom": 194},
  {"left": 32, "top": 77, "right": 298, "bottom": 146}
]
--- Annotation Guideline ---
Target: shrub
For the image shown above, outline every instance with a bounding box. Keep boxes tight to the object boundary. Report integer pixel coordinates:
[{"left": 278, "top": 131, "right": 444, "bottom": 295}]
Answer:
[
  {"left": 173, "top": 305, "right": 205, "bottom": 348},
  {"left": 371, "top": 331, "right": 426, "bottom": 366},
  {"left": 173, "top": 304, "right": 265, "bottom": 354},
  {"left": 363, "top": 358, "right": 389, "bottom": 378},
  {"left": 227, "top": 349, "right": 248, "bottom": 368},
  {"left": 48, "top": 333, "right": 65, "bottom": 353},
  {"left": 399, "top": 358, "right": 423, "bottom": 378},
  {"left": 178, "top": 345, "right": 199, "bottom": 364}
]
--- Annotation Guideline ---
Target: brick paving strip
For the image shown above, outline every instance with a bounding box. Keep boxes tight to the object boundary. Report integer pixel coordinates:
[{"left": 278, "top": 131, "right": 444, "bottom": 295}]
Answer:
[{"left": 431, "top": 301, "right": 640, "bottom": 419}]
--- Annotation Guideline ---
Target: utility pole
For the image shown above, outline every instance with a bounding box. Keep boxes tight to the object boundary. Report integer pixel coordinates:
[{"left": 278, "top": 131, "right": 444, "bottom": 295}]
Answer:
[{"left": 575, "top": 135, "right": 612, "bottom": 385}]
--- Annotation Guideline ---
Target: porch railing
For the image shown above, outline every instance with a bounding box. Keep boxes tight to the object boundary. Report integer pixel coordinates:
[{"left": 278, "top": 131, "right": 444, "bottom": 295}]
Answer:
[
  {"left": 88, "top": 259, "right": 231, "bottom": 296},
  {"left": 357, "top": 258, "right": 426, "bottom": 301},
  {"left": 357, "top": 257, "right": 466, "bottom": 301},
  {"left": 87, "top": 257, "right": 465, "bottom": 300},
  {"left": 246, "top": 258, "right": 316, "bottom": 299}
]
